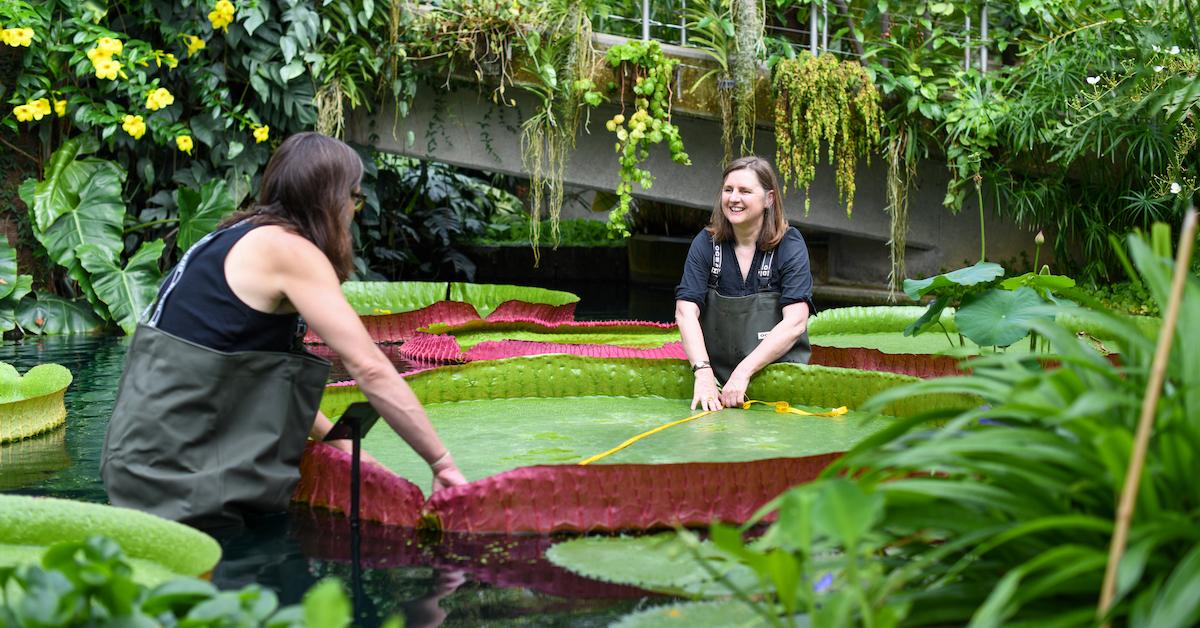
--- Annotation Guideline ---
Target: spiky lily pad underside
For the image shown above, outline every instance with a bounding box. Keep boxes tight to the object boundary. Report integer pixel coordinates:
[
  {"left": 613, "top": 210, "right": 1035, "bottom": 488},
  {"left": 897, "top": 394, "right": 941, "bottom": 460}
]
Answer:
[{"left": 297, "top": 356, "right": 971, "bottom": 533}]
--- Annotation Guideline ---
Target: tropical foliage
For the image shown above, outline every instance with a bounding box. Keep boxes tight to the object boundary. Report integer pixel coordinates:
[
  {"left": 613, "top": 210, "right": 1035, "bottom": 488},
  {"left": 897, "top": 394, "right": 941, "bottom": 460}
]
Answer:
[{"left": 550, "top": 226, "right": 1200, "bottom": 627}]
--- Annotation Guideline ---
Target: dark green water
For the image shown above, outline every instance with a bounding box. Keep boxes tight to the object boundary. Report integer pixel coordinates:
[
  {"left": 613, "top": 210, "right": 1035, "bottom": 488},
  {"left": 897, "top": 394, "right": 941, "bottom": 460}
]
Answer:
[{"left": 0, "top": 336, "right": 653, "bottom": 627}]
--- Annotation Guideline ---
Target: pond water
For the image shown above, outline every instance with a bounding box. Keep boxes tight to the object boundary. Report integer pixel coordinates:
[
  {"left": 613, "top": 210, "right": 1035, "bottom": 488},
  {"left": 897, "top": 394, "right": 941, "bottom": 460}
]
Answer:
[{"left": 0, "top": 335, "right": 658, "bottom": 627}]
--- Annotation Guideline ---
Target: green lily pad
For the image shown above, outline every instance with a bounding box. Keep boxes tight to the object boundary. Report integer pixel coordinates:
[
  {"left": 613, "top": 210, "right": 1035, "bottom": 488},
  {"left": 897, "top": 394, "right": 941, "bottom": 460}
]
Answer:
[
  {"left": 613, "top": 601, "right": 773, "bottom": 628},
  {"left": 809, "top": 306, "right": 956, "bottom": 335},
  {"left": 440, "top": 325, "right": 681, "bottom": 351},
  {"left": 902, "top": 297, "right": 950, "bottom": 337},
  {"left": 955, "top": 287, "right": 1047, "bottom": 347},
  {"left": 448, "top": 282, "right": 579, "bottom": 317},
  {"left": 341, "top": 281, "right": 448, "bottom": 315},
  {"left": 903, "top": 261, "right": 1005, "bottom": 300}
]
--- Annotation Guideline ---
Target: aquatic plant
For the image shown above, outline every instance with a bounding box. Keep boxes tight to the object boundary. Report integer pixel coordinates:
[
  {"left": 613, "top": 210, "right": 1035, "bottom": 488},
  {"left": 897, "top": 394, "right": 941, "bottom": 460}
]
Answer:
[{"left": 0, "top": 361, "right": 71, "bottom": 442}]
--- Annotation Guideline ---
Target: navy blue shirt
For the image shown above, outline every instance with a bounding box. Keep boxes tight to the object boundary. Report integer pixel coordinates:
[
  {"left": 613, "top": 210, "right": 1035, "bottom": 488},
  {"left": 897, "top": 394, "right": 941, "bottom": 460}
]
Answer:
[{"left": 674, "top": 227, "right": 817, "bottom": 315}]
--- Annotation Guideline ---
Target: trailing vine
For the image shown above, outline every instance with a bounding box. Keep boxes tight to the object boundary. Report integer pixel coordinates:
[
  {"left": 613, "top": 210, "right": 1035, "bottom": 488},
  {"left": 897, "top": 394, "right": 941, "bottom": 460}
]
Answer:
[
  {"left": 773, "top": 52, "right": 882, "bottom": 216},
  {"left": 603, "top": 40, "right": 691, "bottom": 236},
  {"left": 685, "top": 0, "right": 736, "bottom": 165}
]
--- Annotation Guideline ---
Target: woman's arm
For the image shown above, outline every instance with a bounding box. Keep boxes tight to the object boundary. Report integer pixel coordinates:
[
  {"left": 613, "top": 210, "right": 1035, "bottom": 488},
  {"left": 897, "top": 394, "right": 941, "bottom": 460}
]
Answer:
[
  {"left": 273, "top": 232, "right": 466, "bottom": 491},
  {"left": 719, "top": 301, "right": 810, "bottom": 408},
  {"left": 676, "top": 300, "right": 723, "bottom": 411}
]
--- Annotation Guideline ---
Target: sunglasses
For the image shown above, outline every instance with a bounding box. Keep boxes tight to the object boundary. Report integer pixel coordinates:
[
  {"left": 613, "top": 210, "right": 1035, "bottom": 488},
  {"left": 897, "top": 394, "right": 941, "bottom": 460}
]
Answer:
[{"left": 351, "top": 191, "right": 367, "bottom": 213}]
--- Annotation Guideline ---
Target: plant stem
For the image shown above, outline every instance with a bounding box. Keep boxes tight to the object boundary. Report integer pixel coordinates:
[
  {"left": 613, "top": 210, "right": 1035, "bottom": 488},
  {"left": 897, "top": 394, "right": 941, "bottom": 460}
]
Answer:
[
  {"left": 1097, "top": 207, "right": 1198, "bottom": 625},
  {"left": 0, "top": 135, "right": 40, "bottom": 168},
  {"left": 123, "top": 218, "right": 179, "bottom": 234},
  {"left": 977, "top": 180, "right": 986, "bottom": 262}
]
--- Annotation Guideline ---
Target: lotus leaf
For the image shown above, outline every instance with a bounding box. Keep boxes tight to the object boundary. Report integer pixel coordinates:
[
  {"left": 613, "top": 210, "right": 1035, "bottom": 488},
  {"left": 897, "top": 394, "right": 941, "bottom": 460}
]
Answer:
[
  {"left": 903, "top": 261, "right": 1005, "bottom": 300},
  {"left": 955, "top": 287, "right": 1047, "bottom": 347}
]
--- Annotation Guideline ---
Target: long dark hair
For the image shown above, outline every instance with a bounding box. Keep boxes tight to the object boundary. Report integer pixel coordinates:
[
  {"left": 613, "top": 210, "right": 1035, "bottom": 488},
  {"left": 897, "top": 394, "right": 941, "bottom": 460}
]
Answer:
[
  {"left": 220, "top": 132, "right": 361, "bottom": 281},
  {"left": 707, "top": 155, "right": 788, "bottom": 251}
]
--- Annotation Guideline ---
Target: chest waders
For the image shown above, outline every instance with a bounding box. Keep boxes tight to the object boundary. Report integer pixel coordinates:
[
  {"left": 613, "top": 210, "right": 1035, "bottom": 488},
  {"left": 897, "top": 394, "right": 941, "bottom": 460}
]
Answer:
[
  {"left": 101, "top": 222, "right": 330, "bottom": 528},
  {"left": 700, "top": 241, "right": 811, "bottom": 383}
]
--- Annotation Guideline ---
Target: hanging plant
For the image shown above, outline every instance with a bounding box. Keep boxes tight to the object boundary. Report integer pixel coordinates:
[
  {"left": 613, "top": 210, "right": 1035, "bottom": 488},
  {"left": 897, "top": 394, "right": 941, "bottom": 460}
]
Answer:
[
  {"left": 519, "top": 5, "right": 603, "bottom": 264},
  {"left": 773, "top": 52, "right": 882, "bottom": 216},
  {"left": 603, "top": 40, "right": 691, "bottom": 236},
  {"left": 730, "top": 0, "right": 763, "bottom": 156},
  {"left": 684, "top": 0, "right": 735, "bottom": 165}
]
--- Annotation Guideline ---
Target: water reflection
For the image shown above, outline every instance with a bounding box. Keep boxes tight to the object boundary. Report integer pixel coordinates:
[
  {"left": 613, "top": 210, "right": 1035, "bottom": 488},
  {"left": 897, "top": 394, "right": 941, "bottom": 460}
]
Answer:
[{"left": 1, "top": 335, "right": 654, "bottom": 626}]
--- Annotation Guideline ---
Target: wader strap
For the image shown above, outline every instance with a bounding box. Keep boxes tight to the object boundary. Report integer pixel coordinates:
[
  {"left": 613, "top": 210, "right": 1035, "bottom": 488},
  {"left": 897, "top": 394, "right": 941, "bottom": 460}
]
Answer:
[
  {"left": 146, "top": 219, "right": 252, "bottom": 327},
  {"left": 708, "top": 241, "right": 775, "bottom": 290}
]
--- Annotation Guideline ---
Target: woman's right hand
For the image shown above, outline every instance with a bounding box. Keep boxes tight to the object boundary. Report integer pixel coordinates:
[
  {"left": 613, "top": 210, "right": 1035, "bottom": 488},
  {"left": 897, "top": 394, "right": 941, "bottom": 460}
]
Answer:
[
  {"left": 691, "top": 370, "right": 723, "bottom": 412},
  {"left": 430, "top": 452, "right": 468, "bottom": 493}
]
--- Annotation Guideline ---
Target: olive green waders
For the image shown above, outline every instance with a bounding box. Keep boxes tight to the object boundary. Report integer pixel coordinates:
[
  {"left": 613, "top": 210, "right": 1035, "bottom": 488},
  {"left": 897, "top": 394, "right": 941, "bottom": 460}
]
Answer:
[
  {"left": 101, "top": 222, "right": 330, "bottom": 528},
  {"left": 700, "top": 242, "right": 811, "bottom": 383}
]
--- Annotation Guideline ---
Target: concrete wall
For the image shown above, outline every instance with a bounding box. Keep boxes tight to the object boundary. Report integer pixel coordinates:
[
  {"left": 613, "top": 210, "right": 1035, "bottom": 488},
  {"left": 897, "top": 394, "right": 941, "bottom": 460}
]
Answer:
[{"left": 348, "top": 82, "right": 1040, "bottom": 287}]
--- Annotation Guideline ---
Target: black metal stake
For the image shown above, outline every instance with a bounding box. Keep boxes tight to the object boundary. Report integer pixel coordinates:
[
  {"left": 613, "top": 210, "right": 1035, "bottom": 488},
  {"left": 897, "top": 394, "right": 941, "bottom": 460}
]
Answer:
[{"left": 351, "top": 419, "right": 364, "bottom": 627}]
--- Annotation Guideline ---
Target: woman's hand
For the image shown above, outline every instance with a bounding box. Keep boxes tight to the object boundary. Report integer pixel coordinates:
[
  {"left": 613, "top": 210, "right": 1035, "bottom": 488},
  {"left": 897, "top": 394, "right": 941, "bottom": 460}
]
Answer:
[
  {"left": 720, "top": 371, "right": 750, "bottom": 409},
  {"left": 430, "top": 451, "right": 468, "bottom": 493},
  {"left": 691, "top": 369, "right": 723, "bottom": 412}
]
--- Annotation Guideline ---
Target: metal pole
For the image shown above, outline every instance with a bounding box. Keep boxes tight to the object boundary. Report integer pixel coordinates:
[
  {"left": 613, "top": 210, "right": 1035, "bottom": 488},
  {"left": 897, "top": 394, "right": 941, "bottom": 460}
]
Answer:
[
  {"left": 809, "top": 2, "right": 818, "bottom": 55},
  {"left": 980, "top": 3, "right": 989, "bottom": 71},
  {"left": 964, "top": 14, "right": 971, "bottom": 71},
  {"left": 822, "top": 0, "right": 829, "bottom": 52},
  {"left": 642, "top": 0, "right": 651, "bottom": 41},
  {"left": 681, "top": 0, "right": 687, "bottom": 46},
  {"left": 350, "top": 420, "right": 363, "bottom": 626}
]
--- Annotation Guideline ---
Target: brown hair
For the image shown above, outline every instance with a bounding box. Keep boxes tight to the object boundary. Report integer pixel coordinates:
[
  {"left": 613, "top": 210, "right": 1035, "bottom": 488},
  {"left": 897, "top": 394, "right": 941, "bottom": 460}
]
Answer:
[
  {"left": 706, "top": 155, "right": 788, "bottom": 251},
  {"left": 219, "top": 132, "right": 361, "bottom": 281}
]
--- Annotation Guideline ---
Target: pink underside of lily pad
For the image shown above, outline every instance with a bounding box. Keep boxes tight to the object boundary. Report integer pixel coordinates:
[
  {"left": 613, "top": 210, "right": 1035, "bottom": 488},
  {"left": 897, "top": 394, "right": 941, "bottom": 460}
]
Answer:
[
  {"left": 292, "top": 440, "right": 841, "bottom": 534},
  {"left": 304, "top": 301, "right": 481, "bottom": 344}
]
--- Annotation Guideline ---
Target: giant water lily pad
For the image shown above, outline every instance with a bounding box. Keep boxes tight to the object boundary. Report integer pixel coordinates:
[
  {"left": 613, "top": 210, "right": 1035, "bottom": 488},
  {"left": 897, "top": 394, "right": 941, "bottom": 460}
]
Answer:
[
  {"left": 339, "top": 281, "right": 578, "bottom": 316},
  {"left": 0, "top": 495, "right": 221, "bottom": 582},
  {"left": 1, "top": 362, "right": 73, "bottom": 442},
  {"left": 300, "top": 356, "right": 973, "bottom": 533},
  {"left": 423, "top": 320, "right": 679, "bottom": 351}
]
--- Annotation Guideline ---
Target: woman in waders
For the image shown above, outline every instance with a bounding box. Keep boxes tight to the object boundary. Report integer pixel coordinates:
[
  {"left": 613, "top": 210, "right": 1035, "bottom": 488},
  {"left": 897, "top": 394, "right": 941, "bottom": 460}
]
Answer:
[
  {"left": 101, "top": 132, "right": 467, "bottom": 528},
  {"left": 675, "top": 156, "right": 815, "bottom": 411}
]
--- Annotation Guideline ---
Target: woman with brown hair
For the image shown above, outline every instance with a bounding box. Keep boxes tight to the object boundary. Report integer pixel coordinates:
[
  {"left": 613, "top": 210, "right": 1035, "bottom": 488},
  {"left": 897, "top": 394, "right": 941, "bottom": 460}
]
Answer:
[
  {"left": 102, "top": 132, "right": 466, "bottom": 528},
  {"left": 674, "top": 156, "right": 816, "bottom": 412}
]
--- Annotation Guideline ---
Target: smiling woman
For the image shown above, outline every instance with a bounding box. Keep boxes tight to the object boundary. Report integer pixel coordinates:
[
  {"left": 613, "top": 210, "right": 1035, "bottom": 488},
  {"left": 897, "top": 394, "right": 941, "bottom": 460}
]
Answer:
[{"left": 674, "top": 156, "right": 816, "bottom": 412}]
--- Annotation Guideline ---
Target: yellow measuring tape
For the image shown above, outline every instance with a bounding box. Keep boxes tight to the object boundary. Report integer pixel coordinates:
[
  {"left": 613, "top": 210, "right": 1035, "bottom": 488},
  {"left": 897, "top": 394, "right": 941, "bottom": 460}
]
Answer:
[{"left": 577, "top": 400, "right": 849, "bottom": 465}]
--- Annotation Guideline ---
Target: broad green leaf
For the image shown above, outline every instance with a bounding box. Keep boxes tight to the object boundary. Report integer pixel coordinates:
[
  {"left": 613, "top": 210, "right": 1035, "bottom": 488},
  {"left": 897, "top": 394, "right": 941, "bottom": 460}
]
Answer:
[
  {"left": 141, "top": 578, "right": 218, "bottom": 616},
  {"left": 16, "top": 292, "right": 106, "bottom": 336},
  {"left": 0, "top": 275, "right": 32, "bottom": 333},
  {"left": 903, "top": 296, "right": 950, "bottom": 337},
  {"left": 955, "top": 287, "right": 1046, "bottom": 347},
  {"left": 903, "top": 261, "right": 1005, "bottom": 300},
  {"left": 0, "top": 237, "right": 17, "bottom": 301},
  {"left": 302, "top": 578, "right": 350, "bottom": 628},
  {"left": 23, "top": 135, "right": 105, "bottom": 233},
  {"left": 811, "top": 478, "right": 882, "bottom": 549},
  {"left": 78, "top": 240, "right": 166, "bottom": 335},
  {"left": 175, "top": 180, "right": 235, "bottom": 253},
  {"left": 31, "top": 157, "right": 126, "bottom": 280},
  {"left": 999, "top": 272, "right": 1076, "bottom": 292}
]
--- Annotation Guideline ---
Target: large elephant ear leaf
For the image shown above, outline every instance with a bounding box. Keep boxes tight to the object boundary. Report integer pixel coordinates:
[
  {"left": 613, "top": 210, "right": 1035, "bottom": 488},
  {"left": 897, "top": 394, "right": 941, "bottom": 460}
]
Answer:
[
  {"left": 79, "top": 240, "right": 166, "bottom": 335},
  {"left": 23, "top": 135, "right": 102, "bottom": 232},
  {"left": 16, "top": 291, "right": 106, "bottom": 335},
  {"left": 0, "top": 275, "right": 34, "bottom": 333},
  {"left": 176, "top": 180, "right": 235, "bottom": 253},
  {"left": 612, "top": 601, "right": 771, "bottom": 628},
  {"left": 955, "top": 287, "right": 1046, "bottom": 347},
  {"left": 28, "top": 156, "right": 127, "bottom": 315},
  {"left": 0, "top": 237, "right": 17, "bottom": 301}
]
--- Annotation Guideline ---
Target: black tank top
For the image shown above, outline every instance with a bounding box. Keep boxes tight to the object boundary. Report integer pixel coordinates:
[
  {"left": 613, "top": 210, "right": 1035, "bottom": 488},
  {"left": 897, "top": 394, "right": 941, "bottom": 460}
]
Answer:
[{"left": 157, "top": 222, "right": 302, "bottom": 352}]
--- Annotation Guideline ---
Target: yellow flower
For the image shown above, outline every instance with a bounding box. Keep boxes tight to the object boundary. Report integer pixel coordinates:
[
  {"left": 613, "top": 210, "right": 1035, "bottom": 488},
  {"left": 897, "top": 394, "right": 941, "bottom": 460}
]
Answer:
[
  {"left": 155, "top": 51, "right": 178, "bottom": 68},
  {"left": 176, "top": 135, "right": 194, "bottom": 155},
  {"left": 1, "top": 28, "right": 33, "bottom": 47},
  {"left": 93, "top": 57, "right": 121, "bottom": 80},
  {"left": 12, "top": 104, "right": 33, "bottom": 122},
  {"left": 122, "top": 114, "right": 146, "bottom": 139},
  {"left": 145, "top": 87, "right": 174, "bottom": 111},
  {"left": 54, "top": 99, "right": 66, "bottom": 117},
  {"left": 96, "top": 37, "right": 123, "bottom": 56},
  {"left": 184, "top": 35, "right": 206, "bottom": 57},
  {"left": 208, "top": 0, "right": 236, "bottom": 32},
  {"left": 31, "top": 98, "right": 51, "bottom": 118},
  {"left": 252, "top": 124, "right": 269, "bottom": 143},
  {"left": 86, "top": 46, "right": 107, "bottom": 63}
]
